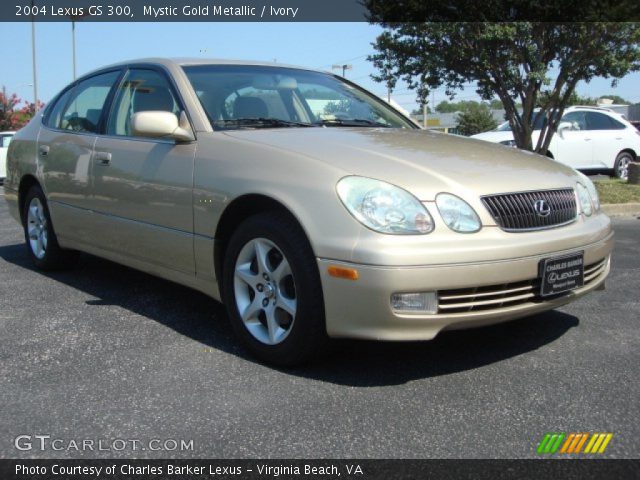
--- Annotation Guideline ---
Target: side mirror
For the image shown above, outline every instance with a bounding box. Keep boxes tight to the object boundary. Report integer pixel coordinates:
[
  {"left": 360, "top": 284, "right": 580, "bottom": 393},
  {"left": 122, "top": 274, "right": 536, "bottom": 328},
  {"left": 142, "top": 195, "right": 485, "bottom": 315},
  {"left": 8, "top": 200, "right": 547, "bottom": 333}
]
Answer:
[
  {"left": 130, "top": 111, "right": 195, "bottom": 142},
  {"left": 557, "top": 121, "right": 573, "bottom": 139}
]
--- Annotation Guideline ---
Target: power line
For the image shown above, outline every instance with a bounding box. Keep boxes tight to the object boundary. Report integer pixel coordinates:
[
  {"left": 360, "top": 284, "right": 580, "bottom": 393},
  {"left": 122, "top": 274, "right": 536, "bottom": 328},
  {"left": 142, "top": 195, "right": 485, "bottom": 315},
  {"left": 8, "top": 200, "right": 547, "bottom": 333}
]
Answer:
[{"left": 317, "top": 54, "right": 370, "bottom": 69}]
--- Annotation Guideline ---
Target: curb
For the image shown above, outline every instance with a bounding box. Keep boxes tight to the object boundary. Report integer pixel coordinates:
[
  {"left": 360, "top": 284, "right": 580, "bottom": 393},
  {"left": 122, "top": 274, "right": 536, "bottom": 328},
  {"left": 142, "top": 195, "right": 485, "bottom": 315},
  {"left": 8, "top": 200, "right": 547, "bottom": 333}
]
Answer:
[{"left": 601, "top": 203, "right": 640, "bottom": 217}]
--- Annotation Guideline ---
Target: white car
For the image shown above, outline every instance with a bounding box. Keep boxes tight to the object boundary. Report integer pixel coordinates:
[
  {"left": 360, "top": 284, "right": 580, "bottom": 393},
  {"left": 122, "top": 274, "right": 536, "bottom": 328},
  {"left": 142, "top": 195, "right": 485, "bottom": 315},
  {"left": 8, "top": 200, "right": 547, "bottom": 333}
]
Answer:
[
  {"left": 471, "top": 106, "right": 640, "bottom": 180},
  {"left": 0, "top": 131, "right": 16, "bottom": 184}
]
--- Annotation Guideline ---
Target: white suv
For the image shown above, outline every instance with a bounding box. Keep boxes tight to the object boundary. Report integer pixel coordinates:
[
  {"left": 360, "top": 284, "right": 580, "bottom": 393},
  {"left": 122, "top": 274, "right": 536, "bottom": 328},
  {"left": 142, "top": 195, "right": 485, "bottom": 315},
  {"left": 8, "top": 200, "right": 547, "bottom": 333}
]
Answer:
[
  {"left": 471, "top": 106, "right": 640, "bottom": 180},
  {"left": 0, "top": 131, "right": 16, "bottom": 184}
]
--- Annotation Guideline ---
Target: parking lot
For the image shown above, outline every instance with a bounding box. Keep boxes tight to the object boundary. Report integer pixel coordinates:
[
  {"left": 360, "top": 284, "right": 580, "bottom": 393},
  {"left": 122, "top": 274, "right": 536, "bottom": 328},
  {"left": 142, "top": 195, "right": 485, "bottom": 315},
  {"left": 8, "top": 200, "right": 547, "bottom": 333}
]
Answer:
[{"left": 0, "top": 189, "right": 638, "bottom": 459}]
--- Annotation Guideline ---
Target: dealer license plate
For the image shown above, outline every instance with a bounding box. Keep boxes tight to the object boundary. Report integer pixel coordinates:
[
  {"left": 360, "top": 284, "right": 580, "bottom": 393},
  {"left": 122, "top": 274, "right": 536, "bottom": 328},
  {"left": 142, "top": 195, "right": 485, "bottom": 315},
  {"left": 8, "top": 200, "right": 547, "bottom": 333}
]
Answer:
[{"left": 539, "top": 252, "right": 584, "bottom": 297}]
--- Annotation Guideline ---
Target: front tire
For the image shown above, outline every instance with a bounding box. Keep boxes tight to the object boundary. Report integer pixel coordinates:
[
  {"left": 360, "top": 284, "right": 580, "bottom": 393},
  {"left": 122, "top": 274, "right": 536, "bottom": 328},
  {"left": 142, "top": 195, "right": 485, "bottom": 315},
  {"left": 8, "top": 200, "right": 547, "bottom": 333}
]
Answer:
[
  {"left": 614, "top": 151, "right": 633, "bottom": 180},
  {"left": 222, "top": 212, "right": 328, "bottom": 366},
  {"left": 22, "top": 185, "right": 78, "bottom": 270}
]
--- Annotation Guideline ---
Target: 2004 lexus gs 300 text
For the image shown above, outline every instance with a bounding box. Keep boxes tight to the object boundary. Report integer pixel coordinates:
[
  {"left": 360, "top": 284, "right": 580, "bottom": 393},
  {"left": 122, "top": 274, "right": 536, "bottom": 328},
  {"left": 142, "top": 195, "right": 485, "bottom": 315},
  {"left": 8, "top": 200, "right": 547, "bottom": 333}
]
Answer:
[{"left": 4, "top": 58, "right": 613, "bottom": 365}]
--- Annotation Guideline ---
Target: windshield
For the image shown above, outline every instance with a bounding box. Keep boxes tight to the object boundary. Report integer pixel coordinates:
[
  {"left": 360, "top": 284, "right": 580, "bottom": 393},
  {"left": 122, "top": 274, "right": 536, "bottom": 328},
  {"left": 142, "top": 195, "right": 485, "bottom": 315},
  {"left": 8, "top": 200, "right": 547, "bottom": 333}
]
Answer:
[{"left": 182, "top": 65, "right": 415, "bottom": 130}]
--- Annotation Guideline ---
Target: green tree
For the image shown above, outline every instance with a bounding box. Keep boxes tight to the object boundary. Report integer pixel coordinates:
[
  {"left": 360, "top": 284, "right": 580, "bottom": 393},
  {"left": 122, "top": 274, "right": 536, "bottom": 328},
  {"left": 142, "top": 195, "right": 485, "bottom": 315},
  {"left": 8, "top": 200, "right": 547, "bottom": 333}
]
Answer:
[
  {"left": 435, "top": 100, "right": 488, "bottom": 113},
  {"left": 456, "top": 103, "right": 498, "bottom": 136},
  {"left": 536, "top": 91, "right": 597, "bottom": 108},
  {"left": 411, "top": 107, "right": 432, "bottom": 115},
  {"left": 370, "top": 47, "right": 397, "bottom": 102},
  {"left": 366, "top": 21, "right": 640, "bottom": 155},
  {"left": 489, "top": 99, "right": 504, "bottom": 110},
  {"left": 435, "top": 100, "right": 457, "bottom": 113},
  {"left": 597, "top": 94, "right": 631, "bottom": 104}
]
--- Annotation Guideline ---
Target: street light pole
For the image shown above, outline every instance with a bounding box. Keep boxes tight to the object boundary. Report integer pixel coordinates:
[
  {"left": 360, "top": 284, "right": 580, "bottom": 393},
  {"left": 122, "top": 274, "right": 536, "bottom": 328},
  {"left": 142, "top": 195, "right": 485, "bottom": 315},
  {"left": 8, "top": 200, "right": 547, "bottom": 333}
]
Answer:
[
  {"left": 30, "top": 0, "right": 39, "bottom": 108},
  {"left": 72, "top": 21, "right": 77, "bottom": 80}
]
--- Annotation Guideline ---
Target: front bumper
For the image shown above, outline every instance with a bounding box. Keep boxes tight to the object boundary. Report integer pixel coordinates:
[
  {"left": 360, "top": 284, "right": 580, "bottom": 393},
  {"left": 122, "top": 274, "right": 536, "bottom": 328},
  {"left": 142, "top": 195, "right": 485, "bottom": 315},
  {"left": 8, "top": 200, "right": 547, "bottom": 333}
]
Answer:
[{"left": 318, "top": 230, "right": 613, "bottom": 341}]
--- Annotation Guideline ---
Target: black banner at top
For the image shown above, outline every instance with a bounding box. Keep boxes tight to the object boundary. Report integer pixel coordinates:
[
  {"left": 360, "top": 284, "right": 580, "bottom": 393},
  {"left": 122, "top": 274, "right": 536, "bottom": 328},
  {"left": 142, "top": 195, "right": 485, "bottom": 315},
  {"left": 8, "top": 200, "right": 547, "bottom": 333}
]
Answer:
[{"left": 1, "top": 0, "right": 640, "bottom": 22}]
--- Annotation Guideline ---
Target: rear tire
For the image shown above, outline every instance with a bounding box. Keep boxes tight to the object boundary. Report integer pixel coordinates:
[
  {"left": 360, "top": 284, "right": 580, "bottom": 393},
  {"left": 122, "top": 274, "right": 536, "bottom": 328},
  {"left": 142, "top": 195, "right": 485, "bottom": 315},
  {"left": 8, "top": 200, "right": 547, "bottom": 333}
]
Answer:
[
  {"left": 614, "top": 151, "right": 633, "bottom": 180},
  {"left": 22, "top": 185, "right": 78, "bottom": 270},
  {"left": 222, "top": 212, "right": 328, "bottom": 366}
]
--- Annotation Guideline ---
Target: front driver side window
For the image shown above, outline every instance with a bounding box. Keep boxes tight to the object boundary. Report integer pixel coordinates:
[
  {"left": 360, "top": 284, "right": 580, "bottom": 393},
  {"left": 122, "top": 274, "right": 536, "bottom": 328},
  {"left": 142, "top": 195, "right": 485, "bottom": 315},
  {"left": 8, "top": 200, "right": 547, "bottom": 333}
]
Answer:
[
  {"left": 561, "top": 111, "right": 587, "bottom": 131},
  {"left": 107, "top": 69, "right": 180, "bottom": 137}
]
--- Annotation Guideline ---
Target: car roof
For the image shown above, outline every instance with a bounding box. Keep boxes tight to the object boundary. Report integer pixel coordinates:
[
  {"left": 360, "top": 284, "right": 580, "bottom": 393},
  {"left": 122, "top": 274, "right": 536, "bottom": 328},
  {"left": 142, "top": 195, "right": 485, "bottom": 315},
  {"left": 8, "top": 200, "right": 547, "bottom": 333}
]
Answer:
[
  {"left": 0, "top": 131, "right": 16, "bottom": 135},
  {"left": 89, "top": 57, "right": 327, "bottom": 75},
  {"left": 565, "top": 105, "right": 616, "bottom": 113}
]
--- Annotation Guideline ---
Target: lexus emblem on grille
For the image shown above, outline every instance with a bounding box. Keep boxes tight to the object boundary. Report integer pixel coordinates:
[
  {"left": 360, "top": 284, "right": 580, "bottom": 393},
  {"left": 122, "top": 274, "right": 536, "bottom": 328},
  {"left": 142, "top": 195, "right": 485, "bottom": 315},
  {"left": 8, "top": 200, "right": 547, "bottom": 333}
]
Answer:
[{"left": 534, "top": 199, "right": 551, "bottom": 217}]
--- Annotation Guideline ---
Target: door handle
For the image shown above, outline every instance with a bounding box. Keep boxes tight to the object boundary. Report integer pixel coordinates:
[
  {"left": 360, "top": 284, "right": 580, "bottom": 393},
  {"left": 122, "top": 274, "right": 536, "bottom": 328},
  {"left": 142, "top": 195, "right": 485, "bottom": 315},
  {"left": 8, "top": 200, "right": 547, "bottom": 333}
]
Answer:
[
  {"left": 584, "top": 138, "right": 592, "bottom": 141},
  {"left": 94, "top": 151, "right": 112, "bottom": 165},
  {"left": 39, "top": 145, "right": 49, "bottom": 156}
]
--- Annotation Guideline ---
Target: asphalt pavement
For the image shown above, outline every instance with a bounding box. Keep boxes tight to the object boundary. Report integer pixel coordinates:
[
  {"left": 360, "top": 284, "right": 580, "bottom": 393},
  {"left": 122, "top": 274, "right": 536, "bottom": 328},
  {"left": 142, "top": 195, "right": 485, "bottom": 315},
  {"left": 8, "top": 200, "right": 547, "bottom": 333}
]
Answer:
[{"left": 0, "top": 188, "right": 638, "bottom": 459}]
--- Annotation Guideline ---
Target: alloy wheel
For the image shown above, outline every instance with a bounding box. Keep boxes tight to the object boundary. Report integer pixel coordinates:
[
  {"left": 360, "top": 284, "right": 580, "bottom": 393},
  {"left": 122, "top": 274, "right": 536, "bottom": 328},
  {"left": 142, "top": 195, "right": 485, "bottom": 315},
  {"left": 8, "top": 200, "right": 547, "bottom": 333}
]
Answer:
[
  {"left": 617, "top": 154, "right": 631, "bottom": 180},
  {"left": 233, "top": 238, "right": 297, "bottom": 345},
  {"left": 27, "top": 197, "right": 48, "bottom": 259}
]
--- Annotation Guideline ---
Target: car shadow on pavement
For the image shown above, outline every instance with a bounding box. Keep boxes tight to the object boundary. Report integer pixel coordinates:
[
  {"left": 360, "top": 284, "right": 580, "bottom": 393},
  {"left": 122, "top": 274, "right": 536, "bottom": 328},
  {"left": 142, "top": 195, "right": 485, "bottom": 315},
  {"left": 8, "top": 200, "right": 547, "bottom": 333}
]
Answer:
[{"left": 0, "top": 243, "right": 579, "bottom": 386}]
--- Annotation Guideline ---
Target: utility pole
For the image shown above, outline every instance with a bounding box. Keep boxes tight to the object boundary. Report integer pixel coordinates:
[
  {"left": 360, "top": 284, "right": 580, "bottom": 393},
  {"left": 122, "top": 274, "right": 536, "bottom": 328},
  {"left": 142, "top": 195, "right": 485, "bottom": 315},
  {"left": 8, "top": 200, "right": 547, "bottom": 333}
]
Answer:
[{"left": 332, "top": 64, "right": 352, "bottom": 78}]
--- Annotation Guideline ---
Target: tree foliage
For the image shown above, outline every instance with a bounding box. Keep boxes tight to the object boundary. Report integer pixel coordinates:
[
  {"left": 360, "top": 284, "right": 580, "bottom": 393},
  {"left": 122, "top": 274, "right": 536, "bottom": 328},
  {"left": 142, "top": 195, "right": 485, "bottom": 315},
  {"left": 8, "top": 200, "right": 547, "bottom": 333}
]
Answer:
[
  {"left": 596, "top": 94, "right": 632, "bottom": 104},
  {"left": 366, "top": 20, "right": 640, "bottom": 154},
  {"left": 0, "top": 92, "right": 43, "bottom": 131},
  {"left": 456, "top": 103, "right": 498, "bottom": 136},
  {"left": 436, "top": 100, "right": 492, "bottom": 113}
]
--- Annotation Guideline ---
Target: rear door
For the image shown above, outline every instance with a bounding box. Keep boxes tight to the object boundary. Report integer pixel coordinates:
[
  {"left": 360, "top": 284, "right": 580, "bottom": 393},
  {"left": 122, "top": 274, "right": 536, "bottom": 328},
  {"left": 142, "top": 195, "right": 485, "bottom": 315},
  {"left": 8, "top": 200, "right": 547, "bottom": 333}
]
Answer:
[
  {"left": 586, "top": 111, "right": 627, "bottom": 169},
  {"left": 38, "top": 70, "right": 122, "bottom": 243},
  {"left": 88, "top": 67, "right": 196, "bottom": 274}
]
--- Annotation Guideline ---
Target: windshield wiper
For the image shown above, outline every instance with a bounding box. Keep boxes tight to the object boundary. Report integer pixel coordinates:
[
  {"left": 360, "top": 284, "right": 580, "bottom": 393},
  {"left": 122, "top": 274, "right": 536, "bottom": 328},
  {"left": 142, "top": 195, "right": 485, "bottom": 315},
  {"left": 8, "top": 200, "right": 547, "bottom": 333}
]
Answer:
[
  {"left": 214, "top": 118, "right": 315, "bottom": 129},
  {"left": 314, "top": 118, "right": 391, "bottom": 128}
]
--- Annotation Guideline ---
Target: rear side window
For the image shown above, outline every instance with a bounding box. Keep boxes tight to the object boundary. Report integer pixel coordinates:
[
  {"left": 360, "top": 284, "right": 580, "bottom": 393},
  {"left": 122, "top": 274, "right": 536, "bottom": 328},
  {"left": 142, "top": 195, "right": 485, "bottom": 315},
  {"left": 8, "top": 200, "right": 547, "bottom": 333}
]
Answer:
[
  {"left": 586, "top": 112, "right": 626, "bottom": 130},
  {"left": 45, "top": 89, "right": 73, "bottom": 129},
  {"left": 106, "top": 69, "right": 180, "bottom": 137},
  {"left": 49, "top": 71, "right": 120, "bottom": 133},
  {"left": 1, "top": 135, "right": 12, "bottom": 148}
]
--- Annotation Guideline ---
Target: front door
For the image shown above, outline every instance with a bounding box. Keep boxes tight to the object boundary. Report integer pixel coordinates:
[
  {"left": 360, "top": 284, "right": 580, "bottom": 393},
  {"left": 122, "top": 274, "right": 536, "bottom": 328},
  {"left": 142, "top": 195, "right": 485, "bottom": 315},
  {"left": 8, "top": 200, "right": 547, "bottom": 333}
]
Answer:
[
  {"left": 551, "top": 110, "right": 593, "bottom": 169},
  {"left": 89, "top": 68, "right": 196, "bottom": 274}
]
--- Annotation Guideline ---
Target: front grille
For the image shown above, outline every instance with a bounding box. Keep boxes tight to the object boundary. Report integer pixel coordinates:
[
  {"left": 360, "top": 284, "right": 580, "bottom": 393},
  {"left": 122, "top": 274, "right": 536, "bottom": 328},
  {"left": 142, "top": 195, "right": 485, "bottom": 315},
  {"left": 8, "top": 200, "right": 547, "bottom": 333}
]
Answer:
[
  {"left": 482, "top": 189, "right": 577, "bottom": 231},
  {"left": 437, "top": 258, "right": 606, "bottom": 314}
]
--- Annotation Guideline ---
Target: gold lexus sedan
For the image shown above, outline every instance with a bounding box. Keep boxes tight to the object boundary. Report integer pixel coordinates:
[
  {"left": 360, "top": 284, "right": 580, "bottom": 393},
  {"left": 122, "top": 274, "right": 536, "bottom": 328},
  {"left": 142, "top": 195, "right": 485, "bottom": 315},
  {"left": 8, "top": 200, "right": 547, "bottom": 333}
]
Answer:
[{"left": 4, "top": 59, "right": 613, "bottom": 365}]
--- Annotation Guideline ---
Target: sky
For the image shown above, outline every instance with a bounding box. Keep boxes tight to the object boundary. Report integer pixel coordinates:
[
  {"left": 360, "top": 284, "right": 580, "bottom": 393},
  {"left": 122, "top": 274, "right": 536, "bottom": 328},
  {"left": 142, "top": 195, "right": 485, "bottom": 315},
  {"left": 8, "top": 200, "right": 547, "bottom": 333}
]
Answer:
[{"left": 1, "top": 22, "right": 639, "bottom": 111}]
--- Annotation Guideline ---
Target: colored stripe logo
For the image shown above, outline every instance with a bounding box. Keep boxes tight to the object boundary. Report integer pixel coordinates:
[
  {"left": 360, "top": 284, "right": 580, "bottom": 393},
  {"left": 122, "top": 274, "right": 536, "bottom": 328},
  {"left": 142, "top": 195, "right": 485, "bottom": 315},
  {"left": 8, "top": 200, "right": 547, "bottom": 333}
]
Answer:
[{"left": 537, "top": 433, "right": 613, "bottom": 454}]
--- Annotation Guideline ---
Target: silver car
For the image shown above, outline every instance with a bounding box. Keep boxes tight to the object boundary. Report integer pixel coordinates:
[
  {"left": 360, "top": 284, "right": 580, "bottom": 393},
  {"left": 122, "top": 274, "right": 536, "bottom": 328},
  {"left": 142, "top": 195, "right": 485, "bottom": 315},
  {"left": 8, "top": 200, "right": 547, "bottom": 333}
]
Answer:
[{"left": 4, "top": 58, "right": 613, "bottom": 365}]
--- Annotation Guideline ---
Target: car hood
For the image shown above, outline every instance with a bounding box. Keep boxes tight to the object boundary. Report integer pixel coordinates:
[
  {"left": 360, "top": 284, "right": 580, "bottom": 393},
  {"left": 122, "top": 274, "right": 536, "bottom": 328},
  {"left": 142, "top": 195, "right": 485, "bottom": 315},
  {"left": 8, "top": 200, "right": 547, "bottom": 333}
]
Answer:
[{"left": 222, "top": 127, "right": 579, "bottom": 201}]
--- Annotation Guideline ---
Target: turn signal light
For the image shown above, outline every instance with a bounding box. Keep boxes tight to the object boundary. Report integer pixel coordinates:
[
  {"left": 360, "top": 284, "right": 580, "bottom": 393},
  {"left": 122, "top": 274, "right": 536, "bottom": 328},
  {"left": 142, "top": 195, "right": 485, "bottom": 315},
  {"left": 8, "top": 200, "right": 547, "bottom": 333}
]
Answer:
[{"left": 328, "top": 265, "right": 359, "bottom": 280}]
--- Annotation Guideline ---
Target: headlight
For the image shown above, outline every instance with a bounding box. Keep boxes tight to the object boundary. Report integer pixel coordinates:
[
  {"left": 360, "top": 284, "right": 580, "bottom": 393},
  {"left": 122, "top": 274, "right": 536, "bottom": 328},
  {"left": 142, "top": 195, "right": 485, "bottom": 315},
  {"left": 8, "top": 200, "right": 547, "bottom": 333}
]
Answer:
[
  {"left": 336, "top": 176, "right": 434, "bottom": 234},
  {"left": 499, "top": 139, "right": 517, "bottom": 147},
  {"left": 435, "top": 193, "right": 482, "bottom": 233},
  {"left": 577, "top": 173, "right": 600, "bottom": 212},
  {"left": 576, "top": 183, "right": 593, "bottom": 216}
]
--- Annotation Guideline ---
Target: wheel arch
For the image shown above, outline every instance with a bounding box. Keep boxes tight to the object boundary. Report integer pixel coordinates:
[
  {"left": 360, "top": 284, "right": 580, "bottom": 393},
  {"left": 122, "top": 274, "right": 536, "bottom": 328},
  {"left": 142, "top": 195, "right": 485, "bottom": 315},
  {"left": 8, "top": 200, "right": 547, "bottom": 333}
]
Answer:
[
  {"left": 213, "top": 193, "right": 316, "bottom": 293},
  {"left": 17, "top": 175, "right": 41, "bottom": 225},
  {"left": 618, "top": 148, "right": 637, "bottom": 160}
]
